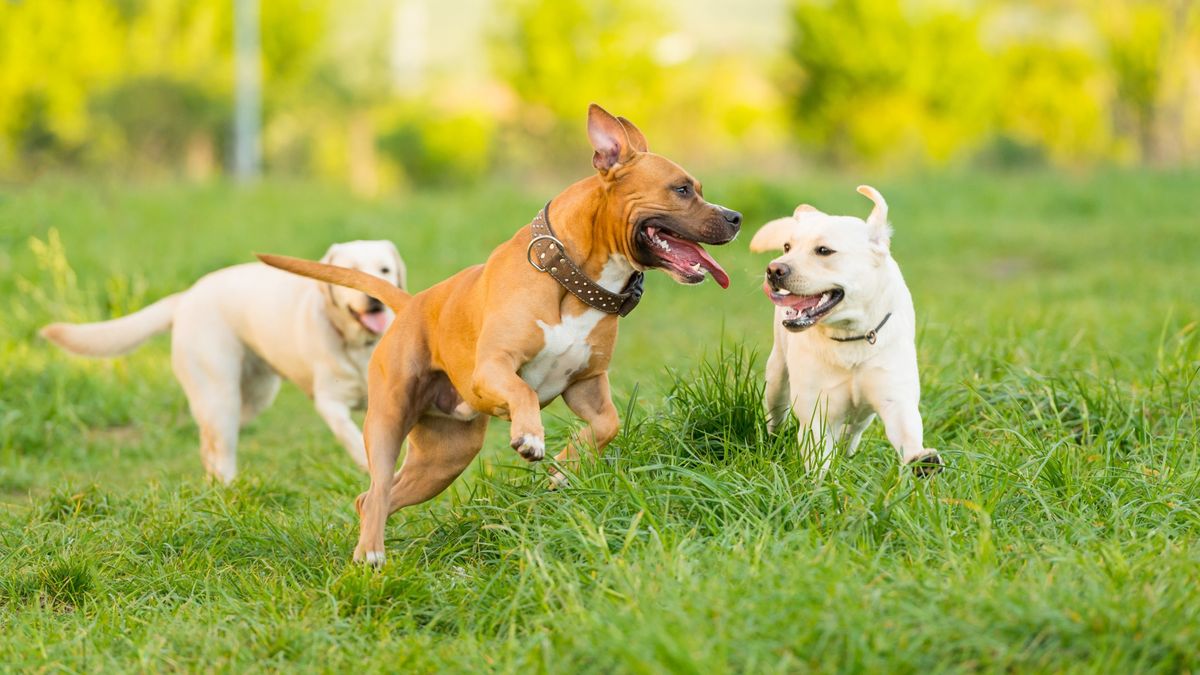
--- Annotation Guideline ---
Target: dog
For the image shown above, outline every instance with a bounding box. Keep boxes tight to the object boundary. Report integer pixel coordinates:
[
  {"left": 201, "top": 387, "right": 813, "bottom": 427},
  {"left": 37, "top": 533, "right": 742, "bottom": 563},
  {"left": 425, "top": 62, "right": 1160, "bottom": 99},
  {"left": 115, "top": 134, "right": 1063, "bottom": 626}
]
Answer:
[
  {"left": 750, "top": 186, "right": 941, "bottom": 476},
  {"left": 259, "top": 104, "right": 741, "bottom": 565},
  {"left": 41, "top": 240, "right": 406, "bottom": 483}
]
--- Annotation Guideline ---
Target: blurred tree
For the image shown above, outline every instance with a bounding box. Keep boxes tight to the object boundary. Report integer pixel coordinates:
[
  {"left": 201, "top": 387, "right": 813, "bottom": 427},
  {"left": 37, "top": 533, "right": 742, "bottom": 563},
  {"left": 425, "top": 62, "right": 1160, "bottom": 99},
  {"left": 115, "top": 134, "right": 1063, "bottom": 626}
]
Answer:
[
  {"left": 784, "top": 0, "right": 1129, "bottom": 167},
  {"left": 91, "top": 77, "right": 228, "bottom": 179},
  {"left": 984, "top": 3, "right": 1112, "bottom": 166},
  {"left": 0, "top": 0, "right": 125, "bottom": 171},
  {"left": 785, "top": 0, "right": 996, "bottom": 165},
  {"left": 1096, "top": 0, "right": 1195, "bottom": 163},
  {"left": 488, "top": 0, "right": 667, "bottom": 164},
  {"left": 377, "top": 108, "right": 495, "bottom": 186}
]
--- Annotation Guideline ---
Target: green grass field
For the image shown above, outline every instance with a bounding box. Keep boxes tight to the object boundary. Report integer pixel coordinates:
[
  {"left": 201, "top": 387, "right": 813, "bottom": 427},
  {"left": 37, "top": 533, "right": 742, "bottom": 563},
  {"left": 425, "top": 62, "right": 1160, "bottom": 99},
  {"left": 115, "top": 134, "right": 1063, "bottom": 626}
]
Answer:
[{"left": 1, "top": 169, "right": 1198, "bottom": 672}]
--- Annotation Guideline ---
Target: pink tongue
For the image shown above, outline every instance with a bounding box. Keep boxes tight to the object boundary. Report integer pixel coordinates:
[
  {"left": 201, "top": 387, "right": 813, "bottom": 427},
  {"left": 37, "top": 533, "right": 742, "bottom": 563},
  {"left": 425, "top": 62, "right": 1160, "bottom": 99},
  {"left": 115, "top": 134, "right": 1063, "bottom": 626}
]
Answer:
[
  {"left": 660, "top": 233, "right": 731, "bottom": 289},
  {"left": 761, "top": 281, "right": 822, "bottom": 309},
  {"left": 359, "top": 310, "right": 390, "bottom": 334}
]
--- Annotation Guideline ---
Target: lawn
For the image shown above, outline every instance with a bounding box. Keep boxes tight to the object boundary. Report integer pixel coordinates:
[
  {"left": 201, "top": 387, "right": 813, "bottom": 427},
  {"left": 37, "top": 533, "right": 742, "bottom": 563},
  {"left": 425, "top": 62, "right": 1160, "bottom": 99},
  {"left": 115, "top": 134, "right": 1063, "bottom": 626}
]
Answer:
[{"left": 1, "top": 168, "right": 1198, "bottom": 672}]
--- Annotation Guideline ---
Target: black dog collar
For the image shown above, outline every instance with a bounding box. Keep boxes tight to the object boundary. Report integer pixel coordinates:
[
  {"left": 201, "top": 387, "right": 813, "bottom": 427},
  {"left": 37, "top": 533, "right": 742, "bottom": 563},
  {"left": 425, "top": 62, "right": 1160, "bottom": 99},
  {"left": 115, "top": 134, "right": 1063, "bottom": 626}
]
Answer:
[{"left": 830, "top": 312, "right": 892, "bottom": 345}]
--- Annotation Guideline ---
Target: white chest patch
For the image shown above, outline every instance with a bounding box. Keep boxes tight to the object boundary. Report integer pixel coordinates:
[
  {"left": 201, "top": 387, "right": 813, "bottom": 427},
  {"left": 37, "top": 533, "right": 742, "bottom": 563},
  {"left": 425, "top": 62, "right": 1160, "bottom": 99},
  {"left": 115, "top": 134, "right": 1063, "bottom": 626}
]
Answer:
[{"left": 519, "top": 254, "right": 633, "bottom": 403}]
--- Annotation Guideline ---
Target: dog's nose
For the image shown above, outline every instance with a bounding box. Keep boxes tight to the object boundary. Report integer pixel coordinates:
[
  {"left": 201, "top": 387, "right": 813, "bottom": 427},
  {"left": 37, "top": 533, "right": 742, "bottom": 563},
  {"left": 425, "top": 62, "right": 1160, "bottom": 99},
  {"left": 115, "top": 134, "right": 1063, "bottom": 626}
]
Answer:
[
  {"left": 722, "top": 208, "right": 742, "bottom": 227},
  {"left": 767, "top": 262, "right": 790, "bottom": 281},
  {"left": 366, "top": 297, "right": 384, "bottom": 313}
]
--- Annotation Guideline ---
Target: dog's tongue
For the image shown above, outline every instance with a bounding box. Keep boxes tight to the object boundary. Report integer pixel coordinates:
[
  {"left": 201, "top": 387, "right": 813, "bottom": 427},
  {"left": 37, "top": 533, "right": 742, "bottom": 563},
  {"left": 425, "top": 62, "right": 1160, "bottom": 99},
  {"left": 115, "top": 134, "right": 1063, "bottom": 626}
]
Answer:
[
  {"left": 358, "top": 310, "right": 390, "bottom": 335},
  {"left": 762, "top": 281, "right": 823, "bottom": 310},
  {"left": 659, "top": 232, "right": 730, "bottom": 288}
]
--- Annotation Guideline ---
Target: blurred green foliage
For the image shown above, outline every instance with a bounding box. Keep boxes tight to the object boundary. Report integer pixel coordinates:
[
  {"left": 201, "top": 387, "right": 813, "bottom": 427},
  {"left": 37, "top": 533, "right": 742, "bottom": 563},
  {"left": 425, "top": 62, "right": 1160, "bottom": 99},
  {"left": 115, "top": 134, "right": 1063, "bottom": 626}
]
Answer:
[
  {"left": 0, "top": 0, "right": 1197, "bottom": 186},
  {"left": 786, "top": 0, "right": 1198, "bottom": 167}
]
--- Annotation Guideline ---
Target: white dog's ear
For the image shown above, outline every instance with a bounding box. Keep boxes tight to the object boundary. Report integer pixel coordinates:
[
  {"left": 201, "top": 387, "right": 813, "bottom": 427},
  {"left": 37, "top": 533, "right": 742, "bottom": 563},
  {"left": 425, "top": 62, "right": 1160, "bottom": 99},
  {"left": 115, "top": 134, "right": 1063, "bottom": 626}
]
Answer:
[
  {"left": 857, "top": 185, "right": 892, "bottom": 250},
  {"left": 794, "top": 204, "right": 825, "bottom": 219},
  {"left": 320, "top": 243, "right": 342, "bottom": 265},
  {"left": 387, "top": 241, "right": 407, "bottom": 290},
  {"left": 750, "top": 217, "right": 795, "bottom": 253}
]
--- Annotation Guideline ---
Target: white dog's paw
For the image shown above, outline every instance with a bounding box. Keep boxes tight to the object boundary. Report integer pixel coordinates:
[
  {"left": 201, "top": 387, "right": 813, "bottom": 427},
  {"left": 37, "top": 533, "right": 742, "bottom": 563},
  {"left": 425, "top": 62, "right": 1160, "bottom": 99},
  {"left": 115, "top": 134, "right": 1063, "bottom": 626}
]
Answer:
[
  {"left": 547, "top": 471, "right": 570, "bottom": 491},
  {"left": 511, "top": 434, "right": 545, "bottom": 462},
  {"left": 906, "top": 449, "right": 943, "bottom": 477}
]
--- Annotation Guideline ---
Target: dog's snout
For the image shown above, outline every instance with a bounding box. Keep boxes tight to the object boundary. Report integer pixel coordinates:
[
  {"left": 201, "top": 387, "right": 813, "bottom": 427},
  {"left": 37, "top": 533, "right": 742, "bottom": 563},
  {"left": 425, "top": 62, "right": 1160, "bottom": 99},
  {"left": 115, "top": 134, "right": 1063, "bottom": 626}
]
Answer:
[
  {"left": 722, "top": 208, "right": 742, "bottom": 228},
  {"left": 767, "top": 262, "right": 790, "bottom": 281},
  {"left": 366, "top": 297, "right": 384, "bottom": 313}
]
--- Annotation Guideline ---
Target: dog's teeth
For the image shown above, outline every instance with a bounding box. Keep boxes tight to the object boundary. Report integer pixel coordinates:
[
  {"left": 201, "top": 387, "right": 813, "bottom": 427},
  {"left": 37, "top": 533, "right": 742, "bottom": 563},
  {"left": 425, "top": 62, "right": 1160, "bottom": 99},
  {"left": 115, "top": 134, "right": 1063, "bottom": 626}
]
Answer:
[
  {"left": 819, "top": 293, "right": 829, "bottom": 305},
  {"left": 777, "top": 289, "right": 791, "bottom": 296}
]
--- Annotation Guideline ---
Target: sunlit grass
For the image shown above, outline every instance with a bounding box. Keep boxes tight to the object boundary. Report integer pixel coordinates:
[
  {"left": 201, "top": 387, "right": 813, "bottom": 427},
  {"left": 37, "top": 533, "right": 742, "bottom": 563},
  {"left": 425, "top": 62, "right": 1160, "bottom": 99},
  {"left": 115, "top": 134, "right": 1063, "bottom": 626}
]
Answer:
[{"left": 1, "top": 169, "right": 1198, "bottom": 671}]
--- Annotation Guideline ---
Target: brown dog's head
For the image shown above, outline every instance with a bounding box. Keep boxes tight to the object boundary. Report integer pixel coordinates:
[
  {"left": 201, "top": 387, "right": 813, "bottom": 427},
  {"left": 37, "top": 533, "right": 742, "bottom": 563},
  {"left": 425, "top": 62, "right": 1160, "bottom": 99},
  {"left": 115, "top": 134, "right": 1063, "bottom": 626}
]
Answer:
[{"left": 586, "top": 104, "right": 740, "bottom": 288}]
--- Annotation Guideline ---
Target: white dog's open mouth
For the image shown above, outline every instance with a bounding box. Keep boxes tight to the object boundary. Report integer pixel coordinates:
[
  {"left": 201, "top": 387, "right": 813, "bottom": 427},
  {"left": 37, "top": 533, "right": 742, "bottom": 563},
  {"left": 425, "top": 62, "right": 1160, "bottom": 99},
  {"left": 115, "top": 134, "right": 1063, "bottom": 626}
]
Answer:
[
  {"left": 763, "top": 281, "right": 844, "bottom": 332},
  {"left": 351, "top": 309, "right": 390, "bottom": 335}
]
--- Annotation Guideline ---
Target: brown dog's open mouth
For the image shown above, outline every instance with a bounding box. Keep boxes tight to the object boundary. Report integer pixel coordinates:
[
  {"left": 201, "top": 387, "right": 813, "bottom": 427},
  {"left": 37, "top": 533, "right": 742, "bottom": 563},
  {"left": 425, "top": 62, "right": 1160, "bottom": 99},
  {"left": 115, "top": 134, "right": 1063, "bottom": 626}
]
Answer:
[
  {"left": 763, "top": 281, "right": 843, "bottom": 331},
  {"left": 637, "top": 225, "right": 730, "bottom": 288},
  {"left": 351, "top": 308, "right": 389, "bottom": 335}
]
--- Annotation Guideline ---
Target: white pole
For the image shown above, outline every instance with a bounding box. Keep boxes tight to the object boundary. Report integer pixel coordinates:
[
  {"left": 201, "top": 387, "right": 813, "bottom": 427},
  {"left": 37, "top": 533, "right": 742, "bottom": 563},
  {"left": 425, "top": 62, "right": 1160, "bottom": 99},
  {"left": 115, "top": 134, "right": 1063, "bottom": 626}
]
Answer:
[{"left": 234, "top": 0, "right": 261, "bottom": 180}]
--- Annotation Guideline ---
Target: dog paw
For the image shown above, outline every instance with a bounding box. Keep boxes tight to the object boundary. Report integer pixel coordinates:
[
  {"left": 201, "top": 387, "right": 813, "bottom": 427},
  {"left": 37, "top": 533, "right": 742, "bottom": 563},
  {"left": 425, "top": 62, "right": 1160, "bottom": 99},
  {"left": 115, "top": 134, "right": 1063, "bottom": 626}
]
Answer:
[
  {"left": 352, "top": 547, "right": 386, "bottom": 568},
  {"left": 511, "top": 434, "right": 545, "bottom": 462},
  {"left": 547, "top": 471, "right": 570, "bottom": 491},
  {"left": 907, "top": 450, "right": 943, "bottom": 477}
]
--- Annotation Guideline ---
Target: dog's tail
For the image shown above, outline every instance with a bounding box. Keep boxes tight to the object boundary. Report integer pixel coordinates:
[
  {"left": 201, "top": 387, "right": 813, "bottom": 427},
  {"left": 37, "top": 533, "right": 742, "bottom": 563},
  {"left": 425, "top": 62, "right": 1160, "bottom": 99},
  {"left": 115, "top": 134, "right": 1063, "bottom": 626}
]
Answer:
[
  {"left": 256, "top": 253, "right": 410, "bottom": 312},
  {"left": 41, "top": 293, "right": 182, "bottom": 357}
]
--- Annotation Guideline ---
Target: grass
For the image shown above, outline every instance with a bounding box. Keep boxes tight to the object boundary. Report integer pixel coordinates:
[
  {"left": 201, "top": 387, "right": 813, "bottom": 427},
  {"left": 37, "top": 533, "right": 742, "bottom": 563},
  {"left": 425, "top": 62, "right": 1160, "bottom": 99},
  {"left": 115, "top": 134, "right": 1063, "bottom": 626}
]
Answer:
[{"left": 1, "top": 168, "right": 1198, "bottom": 672}]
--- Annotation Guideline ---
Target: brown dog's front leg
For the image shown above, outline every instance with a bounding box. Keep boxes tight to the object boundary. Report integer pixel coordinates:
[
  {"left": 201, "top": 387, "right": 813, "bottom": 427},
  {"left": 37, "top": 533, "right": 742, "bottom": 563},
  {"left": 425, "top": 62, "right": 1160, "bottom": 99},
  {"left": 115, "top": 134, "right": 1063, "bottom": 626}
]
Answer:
[
  {"left": 549, "top": 374, "right": 620, "bottom": 489},
  {"left": 472, "top": 356, "right": 546, "bottom": 461}
]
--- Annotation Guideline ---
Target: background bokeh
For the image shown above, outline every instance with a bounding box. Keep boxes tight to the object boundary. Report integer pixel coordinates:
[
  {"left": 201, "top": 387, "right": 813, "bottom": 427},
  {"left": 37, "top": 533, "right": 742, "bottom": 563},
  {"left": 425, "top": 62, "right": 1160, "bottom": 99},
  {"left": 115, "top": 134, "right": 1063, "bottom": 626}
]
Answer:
[
  {"left": 4, "top": 3, "right": 1200, "bottom": 670},
  {"left": 2, "top": 0, "right": 1198, "bottom": 190}
]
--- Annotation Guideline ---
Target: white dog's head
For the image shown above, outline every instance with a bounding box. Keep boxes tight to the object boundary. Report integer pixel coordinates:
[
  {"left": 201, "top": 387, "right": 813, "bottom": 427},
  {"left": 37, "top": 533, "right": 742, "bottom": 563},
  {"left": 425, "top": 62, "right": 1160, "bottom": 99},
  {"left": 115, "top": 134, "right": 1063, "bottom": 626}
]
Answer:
[
  {"left": 319, "top": 240, "right": 406, "bottom": 341},
  {"left": 749, "top": 186, "right": 893, "bottom": 332}
]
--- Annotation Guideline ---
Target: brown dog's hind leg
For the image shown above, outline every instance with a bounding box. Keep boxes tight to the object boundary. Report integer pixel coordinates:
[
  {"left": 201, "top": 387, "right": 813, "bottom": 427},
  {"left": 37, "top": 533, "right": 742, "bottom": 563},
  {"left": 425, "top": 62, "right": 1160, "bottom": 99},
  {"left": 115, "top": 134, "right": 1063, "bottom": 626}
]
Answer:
[
  {"left": 384, "top": 415, "right": 489, "bottom": 514},
  {"left": 353, "top": 407, "right": 412, "bottom": 566},
  {"left": 549, "top": 374, "right": 620, "bottom": 489},
  {"left": 352, "top": 352, "right": 431, "bottom": 566}
]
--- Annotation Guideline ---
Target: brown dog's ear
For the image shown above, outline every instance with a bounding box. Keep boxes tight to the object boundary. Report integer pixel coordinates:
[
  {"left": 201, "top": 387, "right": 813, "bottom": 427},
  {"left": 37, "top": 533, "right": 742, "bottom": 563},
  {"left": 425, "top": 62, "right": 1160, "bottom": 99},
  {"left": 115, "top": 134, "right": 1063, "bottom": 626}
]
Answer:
[
  {"left": 749, "top": 217, "right": 795, "bottom": 253},
  {"left": 588, "top": 104, "right": 635, "bottom": 173},
  {"left": 856, "top": 185, "right": 891, "bottom": 250},
  {"left": 617, "top": 116, "right": 648, "bottom": 153}
]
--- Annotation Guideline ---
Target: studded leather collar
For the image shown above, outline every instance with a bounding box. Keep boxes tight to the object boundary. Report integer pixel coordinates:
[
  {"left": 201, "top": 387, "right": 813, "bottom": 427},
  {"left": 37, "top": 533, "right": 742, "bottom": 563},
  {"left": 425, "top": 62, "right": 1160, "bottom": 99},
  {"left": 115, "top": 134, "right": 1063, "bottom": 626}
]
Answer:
[{"left": 526, "top": 201, "right": 644, "bottom": 316}]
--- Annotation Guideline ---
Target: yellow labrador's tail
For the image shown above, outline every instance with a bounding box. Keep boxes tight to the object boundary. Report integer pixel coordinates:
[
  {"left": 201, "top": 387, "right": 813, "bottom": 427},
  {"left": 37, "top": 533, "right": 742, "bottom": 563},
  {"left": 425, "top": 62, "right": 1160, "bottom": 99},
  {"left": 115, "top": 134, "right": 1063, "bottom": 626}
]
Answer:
[
  {"left": 41, "top": 293, "right": 181, "bottom": 357},
  {"left": 257, "top": 253, "right": 410, "bottom": 312}
]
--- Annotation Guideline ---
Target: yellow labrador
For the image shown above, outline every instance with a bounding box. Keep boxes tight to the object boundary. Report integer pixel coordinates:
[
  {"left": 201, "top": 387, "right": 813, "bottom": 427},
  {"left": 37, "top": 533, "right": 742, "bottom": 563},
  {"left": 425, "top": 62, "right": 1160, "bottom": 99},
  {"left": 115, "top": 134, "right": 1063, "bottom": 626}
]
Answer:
[
  {"left": 42, "top": 240, "right": 405, "bottom": 483},
  {"left": 751, "top": 187, "right": 941, "bottom": 476}
]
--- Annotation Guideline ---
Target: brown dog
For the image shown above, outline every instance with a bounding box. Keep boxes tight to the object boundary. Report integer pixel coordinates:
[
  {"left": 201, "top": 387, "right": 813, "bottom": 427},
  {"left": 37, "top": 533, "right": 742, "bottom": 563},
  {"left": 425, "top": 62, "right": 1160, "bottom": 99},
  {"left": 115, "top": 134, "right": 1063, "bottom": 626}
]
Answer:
[{"left": 260, "top": 104, "right": 741, "bottom": 564}]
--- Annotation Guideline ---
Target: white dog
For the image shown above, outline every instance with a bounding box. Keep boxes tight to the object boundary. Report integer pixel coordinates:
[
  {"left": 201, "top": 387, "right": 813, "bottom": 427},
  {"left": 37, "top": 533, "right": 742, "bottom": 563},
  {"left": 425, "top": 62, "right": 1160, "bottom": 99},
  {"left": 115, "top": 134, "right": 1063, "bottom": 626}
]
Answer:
[
  {"left": 41, "top": 240, "right": 405, "bottom": 483},
  {"left": 749, "top": 186, "right": 940, "bottom": 476}
]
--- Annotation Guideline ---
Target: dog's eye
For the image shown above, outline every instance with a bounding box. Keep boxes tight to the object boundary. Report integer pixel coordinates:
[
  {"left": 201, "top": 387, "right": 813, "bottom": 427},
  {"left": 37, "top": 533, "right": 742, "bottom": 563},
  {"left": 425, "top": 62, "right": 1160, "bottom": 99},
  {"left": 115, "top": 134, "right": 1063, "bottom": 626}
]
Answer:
[
  {"left": 815, "top": 246, "right": 835, "bottom": 256},
  {"left": 673, "top": 184, "right": 691, "bottom": 196},
  {"left": 381, "top": 267, "right": 391, "bottom": 274},
  {"left": 783, "top": 243, "right": 791, "bottom": 253}
]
